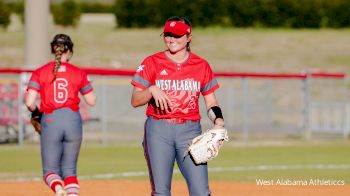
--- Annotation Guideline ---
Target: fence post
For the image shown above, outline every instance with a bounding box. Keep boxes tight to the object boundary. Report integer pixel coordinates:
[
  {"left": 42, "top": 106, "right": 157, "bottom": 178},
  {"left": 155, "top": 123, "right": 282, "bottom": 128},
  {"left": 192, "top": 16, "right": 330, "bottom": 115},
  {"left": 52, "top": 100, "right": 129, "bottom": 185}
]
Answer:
[
  {"left": 344, "top": 104, "right": 350, "bottom": 139},
  {"left": 226, "top": 86, "right": 234, "bottom": 130},
  {"left": 266, "top": 80, "right": 273, "bottom": 127},
  {"left": 343, "top": 76, "right": 349, "bottom": 139},
  {"left": 101, "top": 76, "right": 108, "bottom": 144},
  {"left": 303, "top": 74, "right": 311, "bottom": 140},
  {"left": 17, "top": 73, "right": 26, "bottom": 146},
  {"left": 242, "top": 78, "right": 249, "bottom": 143}
]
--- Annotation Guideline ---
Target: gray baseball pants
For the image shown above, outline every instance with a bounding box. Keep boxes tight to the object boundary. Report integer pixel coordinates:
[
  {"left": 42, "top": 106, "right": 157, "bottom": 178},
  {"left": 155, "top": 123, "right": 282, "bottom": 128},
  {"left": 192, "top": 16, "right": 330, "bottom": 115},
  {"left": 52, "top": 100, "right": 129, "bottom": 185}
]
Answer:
[
  {"left": 143, "top": 117, "right": 211, "bottom": 196},
  {"left": 40, "top": 108, "right": 83, "bottom": 179}
]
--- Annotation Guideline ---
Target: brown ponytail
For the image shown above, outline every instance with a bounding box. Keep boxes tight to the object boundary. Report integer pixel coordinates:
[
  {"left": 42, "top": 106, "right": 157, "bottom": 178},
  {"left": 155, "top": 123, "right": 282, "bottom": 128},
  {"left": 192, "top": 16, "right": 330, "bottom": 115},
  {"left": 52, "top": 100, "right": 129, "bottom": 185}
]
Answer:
[
  {"left": 52, "top": 44, "right": 65, "bottom": 81},
  {"left": 50, "top": 34, "right": 74, "bottom": 83}
]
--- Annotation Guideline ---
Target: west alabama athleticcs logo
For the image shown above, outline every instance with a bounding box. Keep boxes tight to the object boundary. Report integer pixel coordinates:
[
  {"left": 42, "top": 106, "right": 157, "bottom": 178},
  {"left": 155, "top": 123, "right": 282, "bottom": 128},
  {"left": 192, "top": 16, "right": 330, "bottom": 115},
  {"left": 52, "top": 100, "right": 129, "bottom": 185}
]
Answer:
[{"left": 136, "top": 65, "right": 144, "bottom": 72}]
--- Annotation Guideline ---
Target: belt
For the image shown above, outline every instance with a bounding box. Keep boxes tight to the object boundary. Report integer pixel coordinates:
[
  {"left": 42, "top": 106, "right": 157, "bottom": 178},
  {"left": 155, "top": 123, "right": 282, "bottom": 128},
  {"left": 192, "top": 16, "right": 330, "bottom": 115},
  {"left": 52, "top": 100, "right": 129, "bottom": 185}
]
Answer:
[{"left": 151, "top": 117, "right": 198, "bottom": 124}]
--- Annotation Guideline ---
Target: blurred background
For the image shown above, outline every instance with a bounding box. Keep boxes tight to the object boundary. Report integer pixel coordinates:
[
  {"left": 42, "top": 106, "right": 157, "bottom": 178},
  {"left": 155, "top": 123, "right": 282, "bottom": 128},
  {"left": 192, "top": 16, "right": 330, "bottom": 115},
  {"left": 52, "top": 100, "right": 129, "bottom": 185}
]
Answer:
[
  {"left": 0, "top": 0, "right": 350, "bottom": 188},
  {"left": 0, "top": 0, "right": 349, "bottom": 144}
]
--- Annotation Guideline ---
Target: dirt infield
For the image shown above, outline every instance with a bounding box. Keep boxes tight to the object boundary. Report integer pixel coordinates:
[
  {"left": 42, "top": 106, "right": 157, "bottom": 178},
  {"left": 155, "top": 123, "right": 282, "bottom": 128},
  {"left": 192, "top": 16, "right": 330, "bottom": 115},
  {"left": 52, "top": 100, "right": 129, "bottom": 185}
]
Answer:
[{"left": 1, "top": 180, "right": 349, "bottom": 196}]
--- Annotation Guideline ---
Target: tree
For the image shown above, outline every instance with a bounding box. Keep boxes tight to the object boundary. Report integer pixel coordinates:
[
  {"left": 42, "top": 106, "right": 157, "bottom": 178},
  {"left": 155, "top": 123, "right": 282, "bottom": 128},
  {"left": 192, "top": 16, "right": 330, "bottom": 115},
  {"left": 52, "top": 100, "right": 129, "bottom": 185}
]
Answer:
[
  {"left": 52, "top": 0, "right": 81, "bottom": 27},
  {"left": 0, "top": 0, "right": 11, "bottom": 29}
]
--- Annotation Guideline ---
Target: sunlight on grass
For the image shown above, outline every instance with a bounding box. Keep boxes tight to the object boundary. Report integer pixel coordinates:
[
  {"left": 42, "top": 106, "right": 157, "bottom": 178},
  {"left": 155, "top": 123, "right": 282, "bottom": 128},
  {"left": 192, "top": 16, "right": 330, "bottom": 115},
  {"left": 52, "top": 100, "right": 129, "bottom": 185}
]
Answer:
[
  {"left": 1, "top": 141, "right": 349, "bottom": 182},
  {"left": 1, "top": 15, "right": 349, "bottom": 74}
]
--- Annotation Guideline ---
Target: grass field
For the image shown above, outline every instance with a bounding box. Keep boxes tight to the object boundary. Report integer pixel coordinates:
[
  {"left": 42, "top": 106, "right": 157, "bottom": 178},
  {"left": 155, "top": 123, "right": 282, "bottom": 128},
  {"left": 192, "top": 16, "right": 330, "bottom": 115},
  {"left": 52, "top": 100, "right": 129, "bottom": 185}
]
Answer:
[
  {"left": 1, "top": 141, "right": 349, "bottom": 183},
  {"left": 1, "top": 14, "right": 350, "bottom": 74}
]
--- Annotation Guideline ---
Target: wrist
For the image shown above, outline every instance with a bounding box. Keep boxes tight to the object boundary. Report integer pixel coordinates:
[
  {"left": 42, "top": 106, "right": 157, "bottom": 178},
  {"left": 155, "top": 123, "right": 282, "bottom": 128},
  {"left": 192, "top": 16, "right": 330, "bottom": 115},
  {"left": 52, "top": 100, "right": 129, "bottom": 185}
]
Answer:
[
  {"left": 148, "top": 85, "right": 155, "bottom": 95},
  {"left": 207, "top": 106, "right": 224, "bottom": 126},
  {"left": 214, "top": 118, "right": 225, "bottom": 127},
  {"left": 31, "top": 106, "right": 41, "bottom": 117}
]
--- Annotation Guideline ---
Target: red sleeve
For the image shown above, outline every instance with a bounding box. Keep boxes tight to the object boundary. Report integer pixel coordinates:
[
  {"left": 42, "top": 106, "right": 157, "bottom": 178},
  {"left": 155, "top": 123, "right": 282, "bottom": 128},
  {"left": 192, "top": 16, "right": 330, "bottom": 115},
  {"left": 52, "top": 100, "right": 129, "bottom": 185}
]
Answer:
[
  {"left": 27, "top": 70, "right": 40, "bottom": 92},
  {"left": 80, "top": 70, "right": 93, "bottom": 95},
  {"left": 131, "top": 56, "right": 155, "bottom": 89},
  {"left": 201, "top": 62, "right": 219, "bottom": 96}
]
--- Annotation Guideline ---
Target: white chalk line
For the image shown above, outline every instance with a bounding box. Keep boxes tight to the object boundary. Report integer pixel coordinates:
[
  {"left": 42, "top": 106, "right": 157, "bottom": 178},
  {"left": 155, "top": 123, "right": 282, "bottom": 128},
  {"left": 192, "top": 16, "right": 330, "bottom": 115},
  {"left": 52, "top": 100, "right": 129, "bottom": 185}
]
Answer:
[{"left": 6, "top": 164, "right": 350, "bottom": 182}]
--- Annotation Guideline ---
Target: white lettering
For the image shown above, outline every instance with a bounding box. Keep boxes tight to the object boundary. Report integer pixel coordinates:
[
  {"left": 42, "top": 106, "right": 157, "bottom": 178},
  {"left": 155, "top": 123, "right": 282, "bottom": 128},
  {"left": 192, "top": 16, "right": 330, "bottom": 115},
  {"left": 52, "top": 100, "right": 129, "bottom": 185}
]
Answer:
[
  {"left": 276, "top": 179, "right": 308, "bottom": 186},
  {"left": 164, "top": 80, "right": 169, "bottom": 90},
  {"left": 155, "top": 80, "right": 161, "bottom": 88},
  {"left": 176, "top": 80, "right": 180, "bottom": 90},
  {"left": 184, "top": 80, "right": 189, "bottom": 91},
  {"left": 154, "top": 79, "right": 201, "bottom": 92},
  {"left": 172, "top": 81, "right": 176, "bottom": 90},
  {"left": 180, "top": 80, "right": 184, "bottom": 90},
  {"left": 54, "top": 78, "right": 68, "bottom": 103},
  {"left": 256, "top": 179, "right": 274, "bottom": 186}
]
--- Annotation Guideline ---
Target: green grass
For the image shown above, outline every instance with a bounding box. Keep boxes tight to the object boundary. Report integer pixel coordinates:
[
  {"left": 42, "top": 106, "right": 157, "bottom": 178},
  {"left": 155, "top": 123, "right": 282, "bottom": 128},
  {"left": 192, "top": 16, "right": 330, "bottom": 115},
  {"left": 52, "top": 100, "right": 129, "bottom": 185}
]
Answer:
[
  {"left": 1, "top": 141, "right": 350, "bottom": 183},
  {"left": 207, "top": 142, "right": 350, "bottom": 182},
  {"left": 1, "top": 14, "right": 350, "bottom": 74}
]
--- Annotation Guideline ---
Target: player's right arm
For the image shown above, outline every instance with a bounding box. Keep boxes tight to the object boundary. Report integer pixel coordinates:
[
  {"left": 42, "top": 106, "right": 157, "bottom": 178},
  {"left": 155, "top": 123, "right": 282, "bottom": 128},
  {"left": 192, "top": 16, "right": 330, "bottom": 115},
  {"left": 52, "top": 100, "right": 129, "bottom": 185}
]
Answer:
[
  {"left": 131, "top": 86, "right": 152, "bottom": 107},
  {"left": 131, "top": 56, "right": 172, "bottom": 111},
  {"left": 131, "top": 86, "right": 171, "bottom": 112}
]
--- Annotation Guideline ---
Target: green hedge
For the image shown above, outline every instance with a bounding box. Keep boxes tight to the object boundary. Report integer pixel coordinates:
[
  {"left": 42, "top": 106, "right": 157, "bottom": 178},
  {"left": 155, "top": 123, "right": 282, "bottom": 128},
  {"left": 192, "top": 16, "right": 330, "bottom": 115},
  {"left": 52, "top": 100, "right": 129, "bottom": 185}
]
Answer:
[
  {"left": 114, "top": 0, "right": 350, "bottom": 28},
  {"left": 8, "top": 0, "right": 24, "bottom": 24},
  {"left": 51, "top": 0, "right": 81, "bottom": 27},
  {"left": 79, "top": 2, "right": 113, "bottom": 13},
  {"left": 323, "top": 0, "right": 350, "bottom": 28},
  {"left": 4, "top": 0, "right": 350, "bottom": 29},
  {"left": 0, "top": 0, "right": 11, "bottom": 29}
]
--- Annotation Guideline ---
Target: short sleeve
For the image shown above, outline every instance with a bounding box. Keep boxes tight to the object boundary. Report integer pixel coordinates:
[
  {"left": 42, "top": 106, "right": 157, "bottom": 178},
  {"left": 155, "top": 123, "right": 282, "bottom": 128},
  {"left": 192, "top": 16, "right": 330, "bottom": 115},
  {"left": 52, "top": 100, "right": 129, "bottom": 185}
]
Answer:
[
  {"left": 201, "top": 62, "right": 219, "bottom": 96},
  {"left": 131, "top": 57, "right": 154, "bottom": 89},
  {"left": 80, "top": 70, "right": 93, "bottom": 95},
  {"left": 27, "top": 70, "right": 40, "bottom": 92}
]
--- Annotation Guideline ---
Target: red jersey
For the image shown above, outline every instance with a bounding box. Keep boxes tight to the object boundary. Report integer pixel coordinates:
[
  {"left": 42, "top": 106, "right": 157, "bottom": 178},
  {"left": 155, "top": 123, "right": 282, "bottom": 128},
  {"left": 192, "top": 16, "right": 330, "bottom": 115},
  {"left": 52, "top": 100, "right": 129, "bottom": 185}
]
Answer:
[
  {"left": 131, "top": 51, "right": 219, "bottom": 120},
  {"left": 27, "top": 62, "right": 93, "bottom": 113}
]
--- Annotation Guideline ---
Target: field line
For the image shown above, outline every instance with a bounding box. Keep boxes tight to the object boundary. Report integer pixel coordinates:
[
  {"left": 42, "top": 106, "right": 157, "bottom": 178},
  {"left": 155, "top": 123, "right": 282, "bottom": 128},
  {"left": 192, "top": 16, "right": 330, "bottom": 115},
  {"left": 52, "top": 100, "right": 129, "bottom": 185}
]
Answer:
[{"left": 6, "top": 163, "right": 350, "bottom": 182}]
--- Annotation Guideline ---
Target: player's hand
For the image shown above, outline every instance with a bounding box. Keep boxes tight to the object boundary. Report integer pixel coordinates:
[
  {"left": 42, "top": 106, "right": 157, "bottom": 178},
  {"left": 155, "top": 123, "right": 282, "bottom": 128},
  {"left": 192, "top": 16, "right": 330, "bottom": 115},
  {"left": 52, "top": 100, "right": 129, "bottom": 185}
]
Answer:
[
  {"left": 213, "top": 118, "right": 225, "bottom": 129},
  {"left": 213, "top": 118, "right": 225, "bottom": 146},
  {"left": 148, "top": 85, "right": 172, "bottom": 112}
]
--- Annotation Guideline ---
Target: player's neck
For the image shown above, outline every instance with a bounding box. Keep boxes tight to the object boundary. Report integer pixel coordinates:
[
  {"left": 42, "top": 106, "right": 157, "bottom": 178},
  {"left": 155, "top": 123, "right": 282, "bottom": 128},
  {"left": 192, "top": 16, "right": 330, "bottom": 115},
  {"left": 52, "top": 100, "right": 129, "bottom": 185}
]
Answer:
[
  {"left": 60, "top": 53, "right": 72, "bottom": 63},
  {"left": 165, "top": 50, "right": 189, "bottom": 64}
]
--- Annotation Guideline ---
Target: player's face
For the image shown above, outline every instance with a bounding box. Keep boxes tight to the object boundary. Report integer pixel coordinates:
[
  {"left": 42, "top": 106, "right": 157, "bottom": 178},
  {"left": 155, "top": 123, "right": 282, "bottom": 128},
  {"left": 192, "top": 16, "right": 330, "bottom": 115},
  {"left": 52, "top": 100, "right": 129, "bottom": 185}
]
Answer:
[{"left": 163, "top": 33, "right": 191, "bottom": 53}]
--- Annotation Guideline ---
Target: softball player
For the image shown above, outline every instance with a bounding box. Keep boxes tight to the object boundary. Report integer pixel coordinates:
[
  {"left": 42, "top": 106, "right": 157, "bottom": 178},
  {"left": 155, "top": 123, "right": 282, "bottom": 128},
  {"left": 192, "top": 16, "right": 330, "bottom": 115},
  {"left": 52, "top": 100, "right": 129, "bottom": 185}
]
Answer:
[
  {"left": 131, "top": 16, "right": 225, "bottom": 196},
  {"left": 25, "top": 34, "right": 96, "bottom": 196}
]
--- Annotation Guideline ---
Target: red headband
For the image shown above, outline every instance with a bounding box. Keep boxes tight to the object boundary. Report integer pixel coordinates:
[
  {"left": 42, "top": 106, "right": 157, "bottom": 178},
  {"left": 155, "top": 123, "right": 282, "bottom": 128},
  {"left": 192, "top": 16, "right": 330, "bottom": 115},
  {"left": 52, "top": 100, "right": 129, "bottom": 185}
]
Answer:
[{"left": 162, "top": 20, "right": 191, "bottom": 36}]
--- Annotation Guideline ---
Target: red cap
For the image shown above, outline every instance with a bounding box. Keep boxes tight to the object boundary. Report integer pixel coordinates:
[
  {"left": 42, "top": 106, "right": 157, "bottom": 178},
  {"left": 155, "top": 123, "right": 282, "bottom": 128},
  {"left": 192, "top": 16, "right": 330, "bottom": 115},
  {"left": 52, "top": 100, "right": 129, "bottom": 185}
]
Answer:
[{"left": 162, "top": 20, "right": 191, "bottom": 36}]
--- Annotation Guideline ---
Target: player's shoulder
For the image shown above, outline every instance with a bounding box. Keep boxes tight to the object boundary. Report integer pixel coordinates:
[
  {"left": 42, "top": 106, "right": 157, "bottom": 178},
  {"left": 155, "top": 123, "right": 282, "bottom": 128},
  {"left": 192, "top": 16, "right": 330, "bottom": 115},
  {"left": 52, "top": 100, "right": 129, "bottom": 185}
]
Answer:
[
  {"left": 33, "top": 62, "right": 54, "bottom": 74},
  {"left": 64, "top": 62, "right": 83, "bottom": 71},
  {"left": 140, "top": 51, "right": 166, "bottom": 68},
  {"left": 189, "top": 52, "right": 210, "bottom": 66},
  {"left": 60, "top": 62, "right": 87, "bottom": 76},
  {"left": 145, "top": 51, "right": 166, "bottom": 62}
]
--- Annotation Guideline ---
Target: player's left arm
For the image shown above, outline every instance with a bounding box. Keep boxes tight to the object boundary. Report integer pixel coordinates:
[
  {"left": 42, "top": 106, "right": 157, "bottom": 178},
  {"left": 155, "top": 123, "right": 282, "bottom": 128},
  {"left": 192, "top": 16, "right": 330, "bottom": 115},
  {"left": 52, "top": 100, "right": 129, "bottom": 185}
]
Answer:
[
  {"left": 203, "top": 92, "right": 225, "bottom": 129},
  {"left": 25, "top": 89, "right": 43, "bottom": 134},
  {"left": 82, "top": 91, "right": 96, "bottom": 107},
  {"left": 80, "top": 71, "right": 96, "bottom": 107}
]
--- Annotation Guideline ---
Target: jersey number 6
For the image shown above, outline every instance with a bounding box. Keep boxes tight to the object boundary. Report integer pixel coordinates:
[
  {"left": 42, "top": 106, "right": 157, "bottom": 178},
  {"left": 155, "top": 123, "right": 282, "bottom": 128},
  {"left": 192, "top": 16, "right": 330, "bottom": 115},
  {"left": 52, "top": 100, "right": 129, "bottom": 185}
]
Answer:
[{"left": 54, "top": 78, "right": 68, "bottom": 103}]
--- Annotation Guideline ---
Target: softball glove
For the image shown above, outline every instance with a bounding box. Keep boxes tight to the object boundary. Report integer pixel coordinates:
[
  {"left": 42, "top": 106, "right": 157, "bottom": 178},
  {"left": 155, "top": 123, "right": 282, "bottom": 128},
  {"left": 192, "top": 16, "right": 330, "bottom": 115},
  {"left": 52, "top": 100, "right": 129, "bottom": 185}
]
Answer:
[
  {"left": 31, "top": 107, "right": 43, "bottom": 134},
  {"left": 188, "top": 128, "right": 229, "bottom": 164}
]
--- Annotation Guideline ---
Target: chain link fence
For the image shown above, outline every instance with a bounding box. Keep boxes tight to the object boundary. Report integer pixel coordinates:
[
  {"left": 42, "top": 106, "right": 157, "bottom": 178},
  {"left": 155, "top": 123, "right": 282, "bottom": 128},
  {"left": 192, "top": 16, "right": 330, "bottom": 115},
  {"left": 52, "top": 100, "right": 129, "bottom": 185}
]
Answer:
[{"left": 0, "top": 69, "right": 348, "bottom": 145}]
